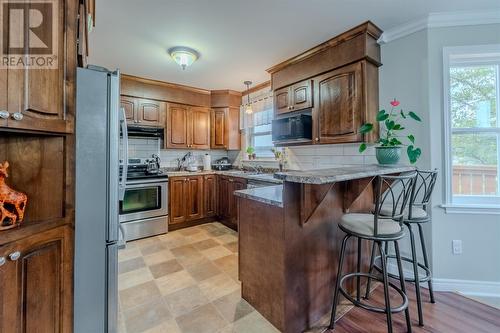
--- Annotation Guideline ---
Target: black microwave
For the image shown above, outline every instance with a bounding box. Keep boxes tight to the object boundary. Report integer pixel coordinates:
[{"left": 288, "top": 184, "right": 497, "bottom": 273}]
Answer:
[{"left": 272, "top": 114, "right": 312, "bottom": 144}]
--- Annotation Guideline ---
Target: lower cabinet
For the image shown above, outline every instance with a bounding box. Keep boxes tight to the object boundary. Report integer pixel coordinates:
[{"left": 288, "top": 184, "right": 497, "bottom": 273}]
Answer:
[
  {"left": 0, "top": 225, "right": 73, "bottom": 333},
  {"left": 218, "top": 176, "right": 247, "bottom": 227},
  {"left": 203, "top": 175, "right": 217, "bottom": 217},
  {"left": 169, "top": 175, "right": 203, "bottom": 224}
]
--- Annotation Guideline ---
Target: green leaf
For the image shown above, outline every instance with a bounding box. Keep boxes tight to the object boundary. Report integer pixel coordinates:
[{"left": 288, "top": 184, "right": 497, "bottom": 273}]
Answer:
[
  {"left": 407, "top": 135, "right": 415, "bottom": 144},
  {"left": 390, "top": 138, "right": 402, "bottom": 146},
  {"left": 385, "top": 120, "right": 395, "bottom": 130},
  {"left": 379, "top": 138, "right": 389, "bottom": 146},
  {"left": 400, "top": 110, "right": 407, "bottom": 119},
  {"left": 408, "top": 111, "right": 422, "bottom": 122},
  {"left": 407, "top": 145, "right": 422, "bottom": 164},
  {"left": 376, "top": 110, "right": 389, "bottom": 122},
  {"left": 359, "top": 123, "right": 374, "bottom": 134},
  {"left": 393, "top": 124, "right": 402, "bottom": 130},
  {"left": 359, "top": 143, "right": 367, "bottom": 153}
]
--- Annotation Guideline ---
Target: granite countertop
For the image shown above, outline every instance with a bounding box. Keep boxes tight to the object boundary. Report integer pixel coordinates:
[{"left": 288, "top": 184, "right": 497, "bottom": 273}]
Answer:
[
  {"left": 234, "top": 185, "right": 283, "bottom": 208},
  {"left": 162, "top": 169, "right": 283, "bottom": 184},
  {"left": 274, "top": 164, "right": 416, "bottom": 184}
]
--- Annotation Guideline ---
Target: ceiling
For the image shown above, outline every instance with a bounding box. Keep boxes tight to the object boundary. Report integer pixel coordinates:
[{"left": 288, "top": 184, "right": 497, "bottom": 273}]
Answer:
[{"left": 89, "top": 0, "right": 500, "bottom": 91}]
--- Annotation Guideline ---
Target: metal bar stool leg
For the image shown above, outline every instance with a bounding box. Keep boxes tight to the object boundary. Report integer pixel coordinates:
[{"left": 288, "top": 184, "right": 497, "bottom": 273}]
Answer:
[
  {"left": 417, "top": 223, "right": 435, "bottom": 304},
  {"left": 378, "top": 241, "right": 393, "bottom": 333},
  {"left": 408, "top": 223, "right": 424, "bottom": 326},
  {"left": 357, "top": 238, "right": 362, "bottom": 302},
  {"left": 329, "top": 235, "right": 350, "bottom": 329},
  {"left": 364, "top": 241, "right": 376, "bottom": 299},
  {"left": 394, "top": 240, "right": 412, "bottom": 333}
]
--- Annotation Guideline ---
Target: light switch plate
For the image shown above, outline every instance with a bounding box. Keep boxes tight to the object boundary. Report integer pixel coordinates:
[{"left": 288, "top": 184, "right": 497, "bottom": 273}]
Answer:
[{"left": 452, "top": 240, "right": 462, "bottom": 255}]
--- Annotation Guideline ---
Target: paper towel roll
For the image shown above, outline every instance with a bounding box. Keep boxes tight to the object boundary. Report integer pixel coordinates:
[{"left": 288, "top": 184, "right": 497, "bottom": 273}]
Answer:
[{"left": 203, "top": 154, "right": 211, "bottom": 171}]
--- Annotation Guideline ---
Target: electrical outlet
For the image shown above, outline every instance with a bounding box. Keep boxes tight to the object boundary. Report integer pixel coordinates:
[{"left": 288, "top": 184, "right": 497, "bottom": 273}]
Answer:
[{"left": 452, "top": 240, "right": 462, "bottom": 255}]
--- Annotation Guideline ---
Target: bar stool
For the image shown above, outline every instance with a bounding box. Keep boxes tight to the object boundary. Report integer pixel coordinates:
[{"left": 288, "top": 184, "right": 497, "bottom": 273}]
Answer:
[
  {"left": 329, "top": 173, "right": 417, "bottom": 333},
  {"left": 368, "top": 169, "right": 438, "bottom": 326}
]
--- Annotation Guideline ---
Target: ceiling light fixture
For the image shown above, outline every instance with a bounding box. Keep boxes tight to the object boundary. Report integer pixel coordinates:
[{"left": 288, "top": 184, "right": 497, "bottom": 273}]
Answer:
[
  {"left": 244, "top": 81, "right": 253, "bottom": 114},
  {"left": 168, "top": 46, "right": 200, "bottom": 70}
]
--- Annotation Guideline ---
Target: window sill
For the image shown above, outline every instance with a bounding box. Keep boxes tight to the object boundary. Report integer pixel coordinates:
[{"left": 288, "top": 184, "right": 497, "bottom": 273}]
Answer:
[{"left": 440, "top": 204, "right": 500, "bottom": 215}]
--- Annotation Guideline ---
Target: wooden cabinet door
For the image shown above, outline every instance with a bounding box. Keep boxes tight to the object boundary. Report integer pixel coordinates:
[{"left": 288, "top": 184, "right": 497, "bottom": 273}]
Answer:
[
  {"left": 120, "top": 96, "right": 137, "bottom": 123},
  {"left": 0, "top": 69, "right": 7, "bottom": 128},
  {"left": 203, "top": 175, "right": 217, "bottom": 217},
  {"left": 0, "top": 226, "right": 72, "bottom": 333},
  {"left": 186, "top": 176, "right": 204, "bottom": 221},
  {"left": 190, "top": 107, "right": 210, "bottom": 149},
  {"left": 230, "top": 178, "right": 246, "bottom": 226},
  {"left": 166, "top": 103, "right": 189, "bottom": 149},
  {"left": 275, "top": 86, "right": 291, "bottom": 115},
  {"left": 5, "top": 0, "right": 73, "bottom": 134},
  {"left": 315, "top": 62, "right": 363, "bottom": 144},
  {"left": 169, "top": 177, "right": 187, "bottom": 224},
  {"left": 218, "top": 176, "right": 230, "bottom": 219},
  {"left": 291, "top": 79, "right": 313, "bottom": 111},
  {"left": 211, "top": 108, "right": 226, "bottom": 149},
  {"left": 137, "top": 99, "right": 163, "bottom": 126}
]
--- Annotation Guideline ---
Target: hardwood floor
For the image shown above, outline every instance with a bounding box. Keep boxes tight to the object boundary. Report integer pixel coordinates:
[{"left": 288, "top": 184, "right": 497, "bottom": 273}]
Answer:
[{"left": 329, "top": 282, "right": 500, "bottom": 333}]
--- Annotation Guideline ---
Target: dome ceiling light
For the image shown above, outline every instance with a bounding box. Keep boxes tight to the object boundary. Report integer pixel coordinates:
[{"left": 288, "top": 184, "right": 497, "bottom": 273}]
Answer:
[{"left": 168, "top": 46, "right": 200, "bottom": 70}]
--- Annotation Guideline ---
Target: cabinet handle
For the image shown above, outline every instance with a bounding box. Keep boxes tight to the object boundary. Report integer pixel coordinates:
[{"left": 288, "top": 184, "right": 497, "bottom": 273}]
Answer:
[
  {"left": 0, "top": 257, "right": 5, "bottom": 266},
  {"left": 11, "top": 112, "right": 23, "bottom": 121},
  {"left": 9, "top": 251, "right": 21, "bottom": 261},
  {"left": 0, "top": 110, "right": 9, "bottom": 119}
]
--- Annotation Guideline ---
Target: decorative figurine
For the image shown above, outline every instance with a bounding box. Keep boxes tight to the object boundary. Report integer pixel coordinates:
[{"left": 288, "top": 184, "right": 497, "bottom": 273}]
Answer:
[{"left": 0, "top": 161, "right": 28, "bottom": 230}]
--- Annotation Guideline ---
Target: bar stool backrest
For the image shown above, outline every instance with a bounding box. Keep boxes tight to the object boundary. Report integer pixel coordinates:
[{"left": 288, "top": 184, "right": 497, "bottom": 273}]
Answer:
[
  {"left": 409, "top": 169, "right": 438, "bottom": 218},
  {"left": 373, "top": 173, "right": 417, "bottom": 236}
]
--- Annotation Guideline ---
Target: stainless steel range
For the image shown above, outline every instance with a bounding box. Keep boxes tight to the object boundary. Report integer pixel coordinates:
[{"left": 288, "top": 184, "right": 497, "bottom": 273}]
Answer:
[{"left": 119, "top": 158, "right": 168, "bottom": 241}]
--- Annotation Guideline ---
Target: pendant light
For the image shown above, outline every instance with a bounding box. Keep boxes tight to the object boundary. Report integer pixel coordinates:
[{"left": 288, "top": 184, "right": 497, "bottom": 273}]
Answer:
[
  {"left": 244, "top": 81, "right": 253, "bottom": 114},
  {"left": 168, "top": 46, "right": 200, "bottom": 70}
]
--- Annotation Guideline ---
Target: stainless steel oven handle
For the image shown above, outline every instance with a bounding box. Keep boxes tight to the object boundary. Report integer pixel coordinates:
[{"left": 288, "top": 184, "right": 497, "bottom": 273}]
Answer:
[{"left": 119, "top": 107, "right": 128, "bottom": 201}]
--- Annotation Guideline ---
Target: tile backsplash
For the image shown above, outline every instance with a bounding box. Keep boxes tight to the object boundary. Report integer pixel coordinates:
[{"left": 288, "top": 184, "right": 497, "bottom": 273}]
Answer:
[{"left": 127, "top": 137, "right": 229, "bottom": 168}]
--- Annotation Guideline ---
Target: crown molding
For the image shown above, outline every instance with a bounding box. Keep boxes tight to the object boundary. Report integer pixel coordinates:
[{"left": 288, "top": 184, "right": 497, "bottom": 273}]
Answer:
[{"left": 379, "top": 9, "right": 500, "bottom": 44}]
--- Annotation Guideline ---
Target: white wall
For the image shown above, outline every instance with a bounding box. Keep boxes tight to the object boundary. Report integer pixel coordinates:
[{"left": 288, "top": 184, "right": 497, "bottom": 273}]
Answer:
[{"left": 380, "top": 23, "right": 500, "bottom": 292}]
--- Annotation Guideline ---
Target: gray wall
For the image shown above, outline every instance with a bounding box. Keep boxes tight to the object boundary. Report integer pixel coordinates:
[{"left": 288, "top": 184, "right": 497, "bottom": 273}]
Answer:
[{"left": 380, "top": 24, "right": 500, "bottom": 286}]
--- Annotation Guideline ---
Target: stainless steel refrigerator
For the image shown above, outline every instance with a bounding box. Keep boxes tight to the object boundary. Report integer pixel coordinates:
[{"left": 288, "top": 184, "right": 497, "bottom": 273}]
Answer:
[{"left": 74, "top": 66, "right": 128, "bottom": 333}]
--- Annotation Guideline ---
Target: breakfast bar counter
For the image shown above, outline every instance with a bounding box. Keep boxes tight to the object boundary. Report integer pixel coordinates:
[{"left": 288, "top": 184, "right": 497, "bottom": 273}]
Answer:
[{"left": 236, "top": 164, "right": 414, "bottom": 333}]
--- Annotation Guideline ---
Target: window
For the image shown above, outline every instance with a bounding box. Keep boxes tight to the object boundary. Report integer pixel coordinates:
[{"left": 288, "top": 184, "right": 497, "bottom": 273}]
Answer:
[
  {"left": 443, "top": 45, "right": 500, "bottom": 207},
  {"left": 243, "top": 92, "right": 274, "bottom": 157}
]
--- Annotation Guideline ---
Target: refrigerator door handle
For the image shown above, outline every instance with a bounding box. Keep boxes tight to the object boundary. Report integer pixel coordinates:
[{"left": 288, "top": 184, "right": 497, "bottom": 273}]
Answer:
[
  {"left": 118, "top": 223, "right": 126, "bottom": 249},
  {"left": 119, "top": 107, "right": 128, "bottom": 201}
]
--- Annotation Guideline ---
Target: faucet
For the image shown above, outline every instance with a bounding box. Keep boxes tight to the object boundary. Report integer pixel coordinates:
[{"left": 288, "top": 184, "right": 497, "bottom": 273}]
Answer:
[{"left": 248, "top": 164, "right": 264, "bottom": 174}]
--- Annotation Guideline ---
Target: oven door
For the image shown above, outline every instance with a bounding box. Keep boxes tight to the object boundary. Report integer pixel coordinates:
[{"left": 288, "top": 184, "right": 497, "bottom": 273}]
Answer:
[{"left": 119, "top": 179, "right": 168, "bottom": 223}]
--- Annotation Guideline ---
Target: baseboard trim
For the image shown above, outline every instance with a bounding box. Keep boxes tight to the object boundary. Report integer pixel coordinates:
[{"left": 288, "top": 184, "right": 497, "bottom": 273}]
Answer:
[{"left": 387, "top": 263, "right": 500, "bottom": 298}]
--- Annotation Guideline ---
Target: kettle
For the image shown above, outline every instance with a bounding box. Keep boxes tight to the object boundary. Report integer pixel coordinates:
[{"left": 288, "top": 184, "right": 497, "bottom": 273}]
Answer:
[{"left": 146, "top": 154, "right": 161, "bottom": 174}]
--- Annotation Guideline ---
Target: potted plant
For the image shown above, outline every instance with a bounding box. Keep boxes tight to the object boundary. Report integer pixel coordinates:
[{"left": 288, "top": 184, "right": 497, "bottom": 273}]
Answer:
[
  {"left": 271, "top": 148, "right": 286, "bottom": 172},
  {"left": 359, "top": 99, "right": 422, "bottom": 164},
  {"left": 246, "top": 146, "right": 255, "bottom": 160}
]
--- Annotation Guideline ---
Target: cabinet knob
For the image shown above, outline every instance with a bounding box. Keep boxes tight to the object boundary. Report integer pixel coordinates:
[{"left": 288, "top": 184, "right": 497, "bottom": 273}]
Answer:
[
  {"left": 9, "top": 251, "right": 21, "bottom": 261},
  {"left": 11, "top": 112, "right": 23, "bottom": 121},
  {"left": 315, "top": 137, "right": 319, "bottom": 142},
  {"left": 0, "top": 110, "right": 9, "bottom": 119},
  {"left": 0, "top": 257, "right": 5, "bottom": 266}
]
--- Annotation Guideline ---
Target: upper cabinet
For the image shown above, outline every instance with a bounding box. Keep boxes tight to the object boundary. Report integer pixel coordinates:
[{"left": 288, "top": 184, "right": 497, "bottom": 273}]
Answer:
[
  {"left": 267, "top": 21, "right": 382, "bottom": 145},
  {"left": 166, "top": 103, "right": 210, "bottom": 149},
  {"left": 275, "top": 79, "right": 313, "bottom": 115},
  {"left": 210, "top": 107, "right": 240, "bottom": 150},
  {"left": 314, "top": 62, "right": 363, "bottom": 144},
  {"left": 0, "top": 0, "right": 77, "bottom": 134},
  {"left": 120, "top": 96, "right": 165, "bottom": 126}
]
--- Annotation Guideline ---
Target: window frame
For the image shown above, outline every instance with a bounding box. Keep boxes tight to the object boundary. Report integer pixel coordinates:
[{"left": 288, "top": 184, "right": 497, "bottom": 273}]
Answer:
[
  {"left": 248, "top": 125, "right": 274, "bottom": 158},
  {"left": 443, "top": 44, "right": 500, "bottom": 209}
]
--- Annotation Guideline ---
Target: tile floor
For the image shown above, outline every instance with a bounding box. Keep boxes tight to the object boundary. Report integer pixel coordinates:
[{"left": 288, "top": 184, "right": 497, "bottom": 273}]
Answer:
[{"left": 117, "top": 222, "right": 351, "bottom": 333}]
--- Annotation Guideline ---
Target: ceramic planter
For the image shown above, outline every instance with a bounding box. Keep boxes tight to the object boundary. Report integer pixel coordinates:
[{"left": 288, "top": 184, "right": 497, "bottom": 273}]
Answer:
[{"left": 375, "top": 146, "right": 401, "bottom": 165}]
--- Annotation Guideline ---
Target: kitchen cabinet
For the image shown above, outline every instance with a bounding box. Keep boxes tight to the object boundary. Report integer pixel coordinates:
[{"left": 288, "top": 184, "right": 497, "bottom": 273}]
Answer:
[
  {"left": 0, "top": 225, "right": 73, "bottom": 332},
  {"left": 203, "top": 174, "right": 217, "bottom": 217},
  {"left": 313, "top": 62, "right": 363, "bottom": 144},
  {"left": 218, "top": 176, "right": 246, "bottom": 227},
  {"left": 186, "top": 176, "right": 204, "bottom": 221},
  {"left": 166, "top": 103, "right": 210, "bottom": 149},
  {"left": 169, "top": 175, "right": 204, "bottom": 224},
  {"left": 0, "top": 0, "right": 76, "bottom": 134},
  {"left": 210, "top": 107, "right": 241, "bottom": 150},
  {"left": 274, "top": 79, "right": 313, "bottom": 115},
  {"left": 120, "top": 96, "right": 165, "bottom": 126}
]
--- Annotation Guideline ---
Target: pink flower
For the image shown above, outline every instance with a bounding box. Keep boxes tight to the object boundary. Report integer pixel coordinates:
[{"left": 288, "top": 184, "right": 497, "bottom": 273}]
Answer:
[{"left": 390, "top": 99, "right": 400, "bottom": 107}]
